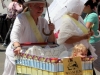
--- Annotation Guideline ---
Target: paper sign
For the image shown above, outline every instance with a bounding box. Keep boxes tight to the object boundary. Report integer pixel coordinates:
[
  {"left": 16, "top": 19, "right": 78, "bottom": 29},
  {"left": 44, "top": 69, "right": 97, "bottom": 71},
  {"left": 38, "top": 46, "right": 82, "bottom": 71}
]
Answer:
[{"left": 63, "top": 57, "right": 83, "bottom": 75}]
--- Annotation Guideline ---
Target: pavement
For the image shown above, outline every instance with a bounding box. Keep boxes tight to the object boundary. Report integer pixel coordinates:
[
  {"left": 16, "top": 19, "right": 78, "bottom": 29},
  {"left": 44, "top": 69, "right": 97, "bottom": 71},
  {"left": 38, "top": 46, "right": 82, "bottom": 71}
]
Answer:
[
  {"left": 0, "top": 43, "right": 6, "bottom": 75},
  {"left": 0, "top": 43, "right": 6, "bottom": 51}
]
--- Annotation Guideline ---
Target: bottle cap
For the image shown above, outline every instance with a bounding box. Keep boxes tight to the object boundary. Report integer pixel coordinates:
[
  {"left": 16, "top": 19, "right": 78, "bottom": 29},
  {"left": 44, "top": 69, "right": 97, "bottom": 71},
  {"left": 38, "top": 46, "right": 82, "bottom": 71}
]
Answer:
[{"left": 50, "top": 58, "right": 58, "bottom": 63}]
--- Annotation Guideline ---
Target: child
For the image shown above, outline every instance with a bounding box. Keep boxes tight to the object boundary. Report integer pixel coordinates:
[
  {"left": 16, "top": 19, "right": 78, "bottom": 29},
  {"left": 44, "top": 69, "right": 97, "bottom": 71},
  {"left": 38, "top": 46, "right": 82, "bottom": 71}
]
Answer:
[
  {"left": 71, "top": 44, "right": 88, "bottom": 57},
  {"left": 71, "top": 44, "right": 96, "bottom": 75}
]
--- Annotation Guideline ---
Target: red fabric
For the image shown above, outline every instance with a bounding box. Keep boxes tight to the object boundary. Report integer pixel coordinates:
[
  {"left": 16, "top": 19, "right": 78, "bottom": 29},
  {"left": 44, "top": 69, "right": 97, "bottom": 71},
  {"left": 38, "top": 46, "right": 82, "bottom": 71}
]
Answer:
[
  {"left": 54, "top": 30, "right": 59, "bottom": 39},
  {"left": 20, "top": 42, "right": 47, "bottom": 46}
]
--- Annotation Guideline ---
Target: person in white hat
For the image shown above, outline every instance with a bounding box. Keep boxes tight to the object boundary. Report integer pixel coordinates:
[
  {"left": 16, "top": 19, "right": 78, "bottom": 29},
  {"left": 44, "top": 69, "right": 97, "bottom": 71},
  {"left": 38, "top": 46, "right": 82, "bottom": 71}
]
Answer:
[{"left": 2, "top": 0, "right": 55, "bottom": 75}]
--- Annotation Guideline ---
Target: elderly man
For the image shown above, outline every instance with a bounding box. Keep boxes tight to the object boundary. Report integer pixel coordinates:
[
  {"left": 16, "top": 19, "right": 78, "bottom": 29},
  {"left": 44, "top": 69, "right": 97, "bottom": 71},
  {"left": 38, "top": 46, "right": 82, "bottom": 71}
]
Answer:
[{"left": 2, "top": 0, "right": 55, "bottom": 75}]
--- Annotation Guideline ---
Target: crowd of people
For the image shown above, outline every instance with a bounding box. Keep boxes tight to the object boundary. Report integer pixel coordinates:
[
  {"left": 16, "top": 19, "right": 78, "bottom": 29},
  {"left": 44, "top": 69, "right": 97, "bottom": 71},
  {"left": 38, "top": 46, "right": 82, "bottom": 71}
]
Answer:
[
  {"left": 2, "top": 0, "right": 28, "bottom": 46},
  {"left": 1, "top": 0, "right": 100, "bottom": 75}
]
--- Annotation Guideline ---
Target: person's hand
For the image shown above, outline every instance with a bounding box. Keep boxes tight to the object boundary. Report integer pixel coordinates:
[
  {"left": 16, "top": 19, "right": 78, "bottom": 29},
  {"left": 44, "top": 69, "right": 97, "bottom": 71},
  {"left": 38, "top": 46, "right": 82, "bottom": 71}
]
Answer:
[
  {"left": 13, "top": 46, "right": 22, "bottom": 55},
  {"left": 89, "top": 28, "right": 94, "bottom": 36},
  {"left": 83, "top": 31, "right": 94, "bottom": 39},
  {"left": 48, "top": 23, "right": 55, "bottom": 31}
]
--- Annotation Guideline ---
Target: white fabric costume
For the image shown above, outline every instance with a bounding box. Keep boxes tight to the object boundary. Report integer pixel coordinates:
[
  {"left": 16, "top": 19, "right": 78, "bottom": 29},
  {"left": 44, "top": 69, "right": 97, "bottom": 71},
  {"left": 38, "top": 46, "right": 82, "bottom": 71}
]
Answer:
[{"left": 2, "top": 13, "right": 50, "bottom": 75}]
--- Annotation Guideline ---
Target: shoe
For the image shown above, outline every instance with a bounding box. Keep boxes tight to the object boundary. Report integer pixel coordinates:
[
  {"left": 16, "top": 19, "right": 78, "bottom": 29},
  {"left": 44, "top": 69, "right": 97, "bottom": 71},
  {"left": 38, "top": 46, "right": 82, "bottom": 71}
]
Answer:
[{"left": 2, "top": 43, "right": 8, "bottom": 47}]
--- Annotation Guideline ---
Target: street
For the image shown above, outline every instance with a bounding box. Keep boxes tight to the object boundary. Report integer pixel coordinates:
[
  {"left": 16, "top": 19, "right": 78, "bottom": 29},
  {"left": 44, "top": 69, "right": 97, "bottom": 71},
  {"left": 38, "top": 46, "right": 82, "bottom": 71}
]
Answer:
[{"left": 0, "top": 50, "right": 5, "bottom": 75}]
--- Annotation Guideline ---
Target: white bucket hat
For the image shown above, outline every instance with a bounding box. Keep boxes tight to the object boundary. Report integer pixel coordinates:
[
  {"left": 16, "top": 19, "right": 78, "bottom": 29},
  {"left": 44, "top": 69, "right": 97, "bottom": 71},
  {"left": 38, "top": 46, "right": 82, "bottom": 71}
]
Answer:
[{"left": 24, "top": 0, "right": 49, "bottom": 7}]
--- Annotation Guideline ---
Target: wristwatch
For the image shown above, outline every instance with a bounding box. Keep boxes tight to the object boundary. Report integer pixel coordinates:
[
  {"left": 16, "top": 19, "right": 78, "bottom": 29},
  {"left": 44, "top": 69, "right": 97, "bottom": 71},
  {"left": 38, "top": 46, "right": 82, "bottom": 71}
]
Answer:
[{"left": 11, "top": 44, "right": 21, "bottom": 50}]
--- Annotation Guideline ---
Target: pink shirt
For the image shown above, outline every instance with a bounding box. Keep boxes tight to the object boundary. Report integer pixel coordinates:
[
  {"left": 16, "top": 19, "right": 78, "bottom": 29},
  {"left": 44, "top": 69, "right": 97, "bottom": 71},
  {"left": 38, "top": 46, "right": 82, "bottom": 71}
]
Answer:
[{"left": 7, "top": 2, "right": 23, "bottom": 18}]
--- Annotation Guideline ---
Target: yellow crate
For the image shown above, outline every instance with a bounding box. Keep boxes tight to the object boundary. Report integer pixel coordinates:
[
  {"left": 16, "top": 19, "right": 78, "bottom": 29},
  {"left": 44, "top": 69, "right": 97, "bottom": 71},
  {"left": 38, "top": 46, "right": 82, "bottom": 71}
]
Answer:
[
  {"left": 16, "top": 65, "right": 22, "bottom": 73},
  {"left": 37, "top": 69, "right": 43, "bottom": 75},
  {"left": 17, "top": 73, "right": 31, "bottom": 75},
  {"left": 83, "top": 70, "right": 93, "bottom": 75},
  {"left": 42, "top": 71, "right": 64, "bottom": 75},
  {"left": 17, "top": 66, "right": 93, "bottom": 75},
  {"left": 49, "top": 72, "right": 57, "bottom": 75},
  {"left": 21, "top": 65, "right": 27, "bottom": 74},
  {"left": 26, "top": 67, "right": 32, "bottom": 74},
  {"left": 57, "top": 72, "right": 64, "bottom": 75},
  {"left": 31, "top": 68, "right": 38, "bottom": 75},
  {"left": 43, "top": 70, "right": 49, "bottom": 75}
]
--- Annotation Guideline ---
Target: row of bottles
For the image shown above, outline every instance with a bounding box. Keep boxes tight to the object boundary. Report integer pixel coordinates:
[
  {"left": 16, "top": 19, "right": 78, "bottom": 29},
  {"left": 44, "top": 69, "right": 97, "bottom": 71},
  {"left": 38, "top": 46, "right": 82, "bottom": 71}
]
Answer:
[{"left": 16, "top": 52, "right": 94, "bottom": 72}]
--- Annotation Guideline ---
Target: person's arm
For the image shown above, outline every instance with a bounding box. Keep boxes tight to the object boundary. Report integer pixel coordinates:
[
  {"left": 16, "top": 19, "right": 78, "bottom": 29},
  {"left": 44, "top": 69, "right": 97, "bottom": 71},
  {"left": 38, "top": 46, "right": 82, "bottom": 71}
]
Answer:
[
  {"left": 85, "top": 13, "right": 98, "bottom": 29},
  {"left": 85, "top": 22, "right": 93, "bottom": 29},
  {"left": 65, "top": 31, "right": 93, "bottom": 44},
  {"left": 11, "top": 14, "right": 24, "bottom": 55},
  {"left": 13, "top": 42, "right": 21, "bottom": 55},
  {"left": 47, "top": 32, "right": 55, "bottom": 43},
  {"left": 65, "top": 36, "right": 85, "bottom": 44}
]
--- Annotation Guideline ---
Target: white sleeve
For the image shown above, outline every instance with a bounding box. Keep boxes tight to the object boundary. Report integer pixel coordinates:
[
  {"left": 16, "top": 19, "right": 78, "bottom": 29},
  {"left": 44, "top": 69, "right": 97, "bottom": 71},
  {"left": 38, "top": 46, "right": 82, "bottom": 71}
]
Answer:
[
  {"left": 57, "top": 17, "right": 78, "bottom": 45},
  {"left": 10, "top": 14, "right": 25, "bottom": 43}
]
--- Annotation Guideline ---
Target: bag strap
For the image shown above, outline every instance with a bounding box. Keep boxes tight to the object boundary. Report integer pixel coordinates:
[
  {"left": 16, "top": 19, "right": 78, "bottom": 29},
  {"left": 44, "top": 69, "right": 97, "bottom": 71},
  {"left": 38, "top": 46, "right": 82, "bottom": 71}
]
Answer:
[{"left": 24, "top": 12, "right": 44, "bottom": 42}]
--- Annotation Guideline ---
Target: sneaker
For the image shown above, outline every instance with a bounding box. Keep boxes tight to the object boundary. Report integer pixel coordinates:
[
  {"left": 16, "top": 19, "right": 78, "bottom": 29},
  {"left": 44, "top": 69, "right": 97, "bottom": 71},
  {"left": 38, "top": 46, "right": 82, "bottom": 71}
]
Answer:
[{"left": 2, "top": 43, "right": 8, "bottom": 47}]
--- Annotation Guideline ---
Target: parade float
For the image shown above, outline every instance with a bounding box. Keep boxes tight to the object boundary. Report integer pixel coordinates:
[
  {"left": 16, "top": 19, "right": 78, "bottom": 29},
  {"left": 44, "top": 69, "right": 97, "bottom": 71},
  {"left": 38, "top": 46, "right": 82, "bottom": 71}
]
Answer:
[{"left": 15, "top": 43, "right": 94, "bottom": 75}]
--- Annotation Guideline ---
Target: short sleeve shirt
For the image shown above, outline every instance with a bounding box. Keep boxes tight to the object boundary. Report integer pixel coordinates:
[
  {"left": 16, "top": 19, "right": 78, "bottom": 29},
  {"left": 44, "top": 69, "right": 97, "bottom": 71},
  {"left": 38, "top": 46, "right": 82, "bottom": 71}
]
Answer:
[{"left": 84, "top": 12, "right": 100, "bottom": 43}]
